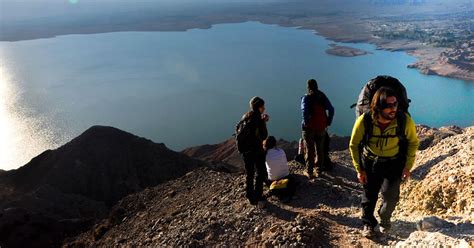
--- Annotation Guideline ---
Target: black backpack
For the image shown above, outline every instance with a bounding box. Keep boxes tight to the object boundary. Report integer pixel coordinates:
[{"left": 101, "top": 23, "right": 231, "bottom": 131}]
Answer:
[
  {"left": 234, "top": 117, "right": 253, "bottom": 153},
  {"left": 351, "top": 75, "right": 410, "bottom": 118}
]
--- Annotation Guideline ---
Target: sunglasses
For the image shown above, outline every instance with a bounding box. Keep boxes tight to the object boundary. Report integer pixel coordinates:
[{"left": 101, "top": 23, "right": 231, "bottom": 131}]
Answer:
[{"left": 381, "top": 101, "right": 398, "bottom": 109}]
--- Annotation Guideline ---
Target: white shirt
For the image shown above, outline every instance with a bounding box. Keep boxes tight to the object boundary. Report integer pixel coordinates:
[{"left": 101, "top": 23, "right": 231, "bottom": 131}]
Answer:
[{"left": 265, "top": 148, "right": 289, "bottom": 181}]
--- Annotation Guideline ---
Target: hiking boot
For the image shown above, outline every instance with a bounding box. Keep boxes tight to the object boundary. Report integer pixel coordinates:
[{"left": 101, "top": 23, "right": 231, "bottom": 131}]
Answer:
[
  {"left": 246, "top": 194, "right": 257, "bottom": 205},
  {"left": 320, "top": 163, "right": 334, "bottom": 172},
  {"left": 379, "top": 220, "right": 391, "bottom": 234},
  {"left": 248, "top": 198, "right": 258, "bottom": 205},
  {"left": 280, "top": 195, "right": 292, "bottom": 203},
  {"left": 303, "top": 171, "right": 315, "bottom": 179},
  {"left": 362, "top": 225, "right": 375, "bottom": 238},
  {"left": 257, "top": 200, "right": 267, "bottom": 209}
]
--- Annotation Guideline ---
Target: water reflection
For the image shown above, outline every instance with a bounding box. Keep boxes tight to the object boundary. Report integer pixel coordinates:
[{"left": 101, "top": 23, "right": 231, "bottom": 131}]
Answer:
[{"left": 0, "top": 63, "right": 56, "bottom": 170}]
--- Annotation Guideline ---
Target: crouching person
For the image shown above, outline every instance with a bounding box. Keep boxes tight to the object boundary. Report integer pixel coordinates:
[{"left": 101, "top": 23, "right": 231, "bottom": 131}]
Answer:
[{"left": 264, "top": 136, "right": 296, "bottom": 203}]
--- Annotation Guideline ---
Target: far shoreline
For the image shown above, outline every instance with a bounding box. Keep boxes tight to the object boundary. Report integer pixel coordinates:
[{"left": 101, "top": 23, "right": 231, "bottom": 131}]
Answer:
[{"left": 1, "top": 19, "right": 472, "bottom": 82}]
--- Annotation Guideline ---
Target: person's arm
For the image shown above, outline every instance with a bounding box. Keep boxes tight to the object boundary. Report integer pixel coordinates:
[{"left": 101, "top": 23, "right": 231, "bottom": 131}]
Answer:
[
  {"left": 404, "top": 115, "right": 420, "bottom": 171},
  {"left": 254, "top": 113, "right": 268, "bottom": 141},
  {"left": 349, "top": 114, "right": 366, "bottom": 173},
  {"left": 301, "top": 96, "right": 311, "bottom": 127},
  {"left": 322, "top": 93, "right": 335, "bottom": 126},
  {"left": 259, "top": 120, "right": 268, "bottom": 141}
]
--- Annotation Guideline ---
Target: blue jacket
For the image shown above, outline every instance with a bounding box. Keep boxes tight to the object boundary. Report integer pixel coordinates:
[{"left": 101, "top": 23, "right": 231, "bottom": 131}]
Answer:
[{"left": 301, "top": 91, "right": 335, "bottom": 128}]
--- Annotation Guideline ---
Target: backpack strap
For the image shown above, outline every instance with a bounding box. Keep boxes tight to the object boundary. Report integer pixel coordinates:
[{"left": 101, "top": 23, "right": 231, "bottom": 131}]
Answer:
[
  {"left": 396, "top": 112, "right": 408, "bottom": 162},
  {"left": 362, "top": 111, "right": 373, "bottom": 147},
  {"left": 358, "top": 111, "right": 373, "bottom": 168}
]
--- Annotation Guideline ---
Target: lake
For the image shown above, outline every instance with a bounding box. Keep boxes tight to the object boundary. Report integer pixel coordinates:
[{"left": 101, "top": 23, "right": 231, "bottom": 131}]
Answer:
[{"left": 1, "top": 21, "right": 473, "bottom": 170}]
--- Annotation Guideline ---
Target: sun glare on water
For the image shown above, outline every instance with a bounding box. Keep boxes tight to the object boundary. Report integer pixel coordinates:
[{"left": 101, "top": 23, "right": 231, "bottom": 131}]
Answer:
[{"left": 0, "top": 63, "right": 55, "bottom": 170}]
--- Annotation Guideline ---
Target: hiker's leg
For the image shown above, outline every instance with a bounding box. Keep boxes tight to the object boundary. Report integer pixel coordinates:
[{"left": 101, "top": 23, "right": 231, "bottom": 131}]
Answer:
[
  {"left": 254, "top": 152, "right": 267, "bottom": 201},
  {"left": 378, "top": 177, "right": 402, "bottom": 224},
  {"left": 242, "top": 152, "right": 256, "bottom": 201},
  {"left": 314, "top": 130, "right": 326, "bottom": 173},
  {"left": 302, "top": 130, "right": 315, "bottom": 174},
  {"left": 324, "top": 131, "right": 330, "bottom": 151},
  {"left": 361, "top": 159, "right": 384, "bottom": 227},
  {"left": 324, "top": 131, "right": 332, "bottom": 169},
  {"left": 378, "top": 160, "right": 404, "bottom": 223}
]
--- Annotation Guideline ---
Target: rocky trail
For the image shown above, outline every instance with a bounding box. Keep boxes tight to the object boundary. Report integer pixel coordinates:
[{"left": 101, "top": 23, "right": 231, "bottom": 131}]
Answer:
[{"left": 68, "top": 126, "right": 473, "bottom": 247}]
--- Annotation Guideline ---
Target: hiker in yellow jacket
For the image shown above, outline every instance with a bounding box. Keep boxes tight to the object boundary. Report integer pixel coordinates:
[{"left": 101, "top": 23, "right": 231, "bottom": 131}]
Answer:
[{"left": 349, "top": 87, "right": 419, "bottom": 238}]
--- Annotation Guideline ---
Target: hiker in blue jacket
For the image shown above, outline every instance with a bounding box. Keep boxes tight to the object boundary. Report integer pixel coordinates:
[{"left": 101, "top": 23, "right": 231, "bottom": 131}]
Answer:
[{"left": 301, "top": 79, "right": 335, "bottom": 178}]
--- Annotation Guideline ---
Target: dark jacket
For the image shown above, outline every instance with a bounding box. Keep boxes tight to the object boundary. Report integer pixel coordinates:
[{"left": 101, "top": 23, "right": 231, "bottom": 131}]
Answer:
[
  {"left": 242, "top": 111, "right": 268, "bottom": 152},
  {"left": 301, "top": 90, "right": 335, "bottom": 131}
]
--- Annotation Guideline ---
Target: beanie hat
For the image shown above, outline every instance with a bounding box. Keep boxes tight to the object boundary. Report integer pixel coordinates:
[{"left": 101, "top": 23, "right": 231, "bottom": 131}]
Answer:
[
  {"left": 249, "top": 96, "right": 265, "bottom": 111},
  {"left": 307, "top": 79, "right": 318, "bottom": 93}
]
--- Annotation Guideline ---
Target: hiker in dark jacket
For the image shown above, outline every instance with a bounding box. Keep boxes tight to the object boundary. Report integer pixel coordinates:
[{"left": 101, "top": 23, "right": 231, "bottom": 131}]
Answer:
[
  {"left": 301, "top": 79, "right": 334, "bottom": 178},
  {"left": 349, "top": 87, "right": 419, "bottom": 238},
  {"left": 240, "top": 96, "right": 269, "bottom": 205}
]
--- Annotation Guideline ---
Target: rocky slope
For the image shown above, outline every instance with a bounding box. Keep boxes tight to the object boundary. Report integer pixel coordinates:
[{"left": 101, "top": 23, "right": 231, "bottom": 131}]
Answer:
[
  {"left": 0, "top": 126, "right": 205, "bottom": 248},
  {"left": 398, "top": 127, "right": 473, "bottom": 218},
  {"left": 68, "top": 125, "right": 473, "bottom": 247},
  {"left": 66, "top": 162, "right": 352, "bottom": 247}
]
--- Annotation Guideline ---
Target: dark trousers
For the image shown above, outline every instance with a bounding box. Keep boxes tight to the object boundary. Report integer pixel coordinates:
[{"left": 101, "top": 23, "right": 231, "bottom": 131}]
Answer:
[
  {"left": 242, "top": 151, "right": 267, "bottom": 201},
  {"left": 361, "top": 157, "right": 403, "bottom": 227},
  {"left": 324, "top": 132, "right": 332, "bottom": 168},
  {"left": 302, "top": 129, "right": 326, "bottom": 174}
]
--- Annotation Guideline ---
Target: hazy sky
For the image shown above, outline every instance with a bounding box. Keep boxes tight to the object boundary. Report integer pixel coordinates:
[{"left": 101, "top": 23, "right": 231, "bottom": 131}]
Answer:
[
  {"left": 0, "top": 0, "right": 254, "bottom": 22},
  {"left": 1, "top": 0, "right": 471, "bottom": 23}
]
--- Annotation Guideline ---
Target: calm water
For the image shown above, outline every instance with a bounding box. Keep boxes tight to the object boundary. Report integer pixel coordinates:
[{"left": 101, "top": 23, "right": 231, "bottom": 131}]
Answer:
[{"left": 1, "top": 22, "right": 473, "bottom": 170}]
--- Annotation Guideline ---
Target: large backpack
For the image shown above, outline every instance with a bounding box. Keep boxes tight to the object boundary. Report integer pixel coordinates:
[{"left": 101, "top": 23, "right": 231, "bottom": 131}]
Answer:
[
  {"left": 351, "top": 75, "right": 410, "bottom": 118},
  {"left": 353, "top": 76, "right": 411, "bottom": 165},
  {"left": 234, "top": 117, "right": 253, "bottom": 153},
  {"left": 304, "top": 92, "right": 328, "bottom": 132}
]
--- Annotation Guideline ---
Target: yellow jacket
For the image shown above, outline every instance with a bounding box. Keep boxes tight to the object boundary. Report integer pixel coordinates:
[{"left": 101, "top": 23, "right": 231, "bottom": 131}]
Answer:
[{"left": 349, "top": 113, "right": 420, "bottom": 173}]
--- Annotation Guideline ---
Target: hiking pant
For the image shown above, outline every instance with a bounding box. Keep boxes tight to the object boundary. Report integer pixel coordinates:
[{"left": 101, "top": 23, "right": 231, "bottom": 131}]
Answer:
[
  {"left": 242, "top": 151, "right": 267, "bottom": 201},
  {"left": 361, "top": 156, "right": 404, "bottom": 227},
  {"left": 302, "top": 129, "right": 326, "bottom": 174},
  {"left": 324, "top": 131, "right": 332, "bottom": 168}
]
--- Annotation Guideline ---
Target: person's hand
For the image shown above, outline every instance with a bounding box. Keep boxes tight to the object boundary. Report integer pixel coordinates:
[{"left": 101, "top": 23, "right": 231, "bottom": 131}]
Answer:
[
  {"left": 401, "top": 168, "right": 411, "bottom": 181},
  {"left": 262, "top": 113, "right": 270, "bottom": 122},
  {"left": 302, "top": 123, "right": 307, "bottom": 129},
  {"left": 357, "top": 171, "right": 367, "bottom": 185}
]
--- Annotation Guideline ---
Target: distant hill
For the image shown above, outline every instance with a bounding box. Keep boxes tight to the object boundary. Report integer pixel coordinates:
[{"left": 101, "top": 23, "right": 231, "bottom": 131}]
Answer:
[
  {"left": 0, "top": 126, "right": 205, "bottom": 248},
  {"left": 182, "top": 135, "right": 350, "bottom": 172},
  {"left": 370, "top": 0, "right": 427, "bottom": 5}
]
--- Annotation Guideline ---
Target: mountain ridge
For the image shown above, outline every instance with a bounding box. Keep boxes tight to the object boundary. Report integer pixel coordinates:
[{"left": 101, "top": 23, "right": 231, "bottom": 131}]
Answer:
[
  {"left": 0, "top": 124, "right": 472, "bottom": 247},
  {"left": 0, "top": 125, "right": 206, "bottom": 248}
]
